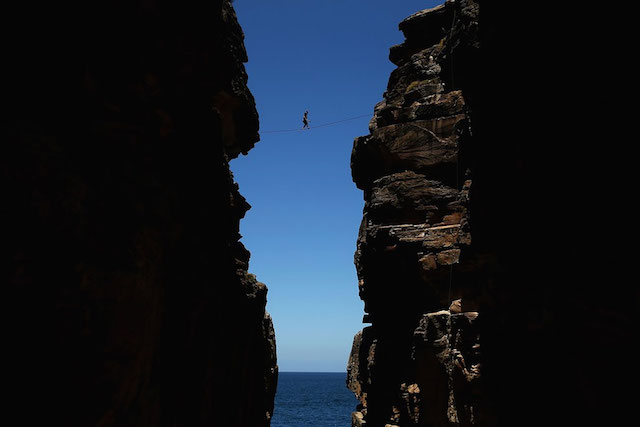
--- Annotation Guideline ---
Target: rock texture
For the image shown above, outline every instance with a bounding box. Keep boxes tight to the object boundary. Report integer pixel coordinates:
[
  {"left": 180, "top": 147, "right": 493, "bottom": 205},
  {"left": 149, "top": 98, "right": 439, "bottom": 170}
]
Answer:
[
  {"left": 348, "top": 1, "right": 635, "bottom": 426},
  {"left": 348, "top": 2, "right": 481, "bottom": 425},
  {"left": 1, "top": 1, "right": 276, "bottom": 426}
]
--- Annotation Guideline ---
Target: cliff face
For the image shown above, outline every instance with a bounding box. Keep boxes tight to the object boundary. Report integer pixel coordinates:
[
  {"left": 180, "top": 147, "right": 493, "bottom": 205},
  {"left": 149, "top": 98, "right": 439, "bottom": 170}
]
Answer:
[
  {"left": 348, "top": 2, "right": 480, "bottom": 425},
  {"left": 2, "top": 1, "right": 276, "bottom": 425},
  {"left": 348, "top": 0, "right": 633, "bottom": 426}
]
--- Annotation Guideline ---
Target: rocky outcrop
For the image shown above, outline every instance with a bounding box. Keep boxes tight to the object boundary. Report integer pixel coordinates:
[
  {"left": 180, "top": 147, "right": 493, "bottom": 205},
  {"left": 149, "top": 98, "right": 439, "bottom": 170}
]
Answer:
[
  {"left": 1, "top": 1, "right": 276, "bottom": 425},
  {"left": 347, "top": 2, "right": 481, "bottom": 425},
  {"left": 348, "top": 1, "right": 635, "bottom": 426}
]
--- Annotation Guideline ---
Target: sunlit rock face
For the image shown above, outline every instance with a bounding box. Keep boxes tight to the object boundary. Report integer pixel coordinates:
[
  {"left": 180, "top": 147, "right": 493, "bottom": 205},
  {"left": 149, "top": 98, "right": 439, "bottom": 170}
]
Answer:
[
  {"left": 1, "top": 1, "right": 276, "bottom": 425},
  {"left": 348, "top": 2, "right": 481, "bottom": 425},
  {"left": 348, "top": 1, "right": 633, "bottom": 426}
]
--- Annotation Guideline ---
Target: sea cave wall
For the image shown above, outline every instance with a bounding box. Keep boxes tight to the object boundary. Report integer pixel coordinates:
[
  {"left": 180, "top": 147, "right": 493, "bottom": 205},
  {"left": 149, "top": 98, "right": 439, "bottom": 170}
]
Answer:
[
  {"left": 347, "top": 1, "right": 633, "bottom": 426},
  {"left": 1, "top": 1, "right": 277, "bottom": 425}
]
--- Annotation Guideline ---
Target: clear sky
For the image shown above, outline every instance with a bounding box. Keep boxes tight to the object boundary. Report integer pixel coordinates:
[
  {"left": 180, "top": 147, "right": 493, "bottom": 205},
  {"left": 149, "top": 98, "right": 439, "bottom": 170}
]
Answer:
[{"left": 230, "top": 0, "right": 442, "bottom": 372}]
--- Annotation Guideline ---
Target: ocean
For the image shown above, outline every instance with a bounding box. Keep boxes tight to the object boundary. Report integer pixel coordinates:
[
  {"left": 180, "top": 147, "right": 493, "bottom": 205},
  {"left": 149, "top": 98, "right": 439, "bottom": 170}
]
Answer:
[{"left": 271, "top": 372, "right": 358, "bottom": 427}]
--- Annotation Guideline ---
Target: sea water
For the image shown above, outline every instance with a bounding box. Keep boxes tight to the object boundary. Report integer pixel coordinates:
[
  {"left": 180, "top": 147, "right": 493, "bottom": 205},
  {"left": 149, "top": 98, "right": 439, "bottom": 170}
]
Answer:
[{"left": 271, "top": 372, "right": 358, "bottom": 427}]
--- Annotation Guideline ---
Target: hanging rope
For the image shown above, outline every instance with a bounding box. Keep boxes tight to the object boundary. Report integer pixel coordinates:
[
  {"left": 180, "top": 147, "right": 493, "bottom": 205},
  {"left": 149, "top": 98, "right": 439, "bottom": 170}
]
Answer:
[
  {"left": 448, "top": 6, "right": 458, "bottom": 90},
  {"left": 260, "top": 113, "right": 371, "bottom": 134},
  {"left": 446, "top": 2, "right": 461, "bottom": 311}
]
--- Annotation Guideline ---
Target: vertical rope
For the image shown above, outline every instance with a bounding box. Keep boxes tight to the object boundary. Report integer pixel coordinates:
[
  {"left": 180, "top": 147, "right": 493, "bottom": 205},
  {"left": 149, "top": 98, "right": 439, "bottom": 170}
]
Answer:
[
  {"left": 448, "top": 8, "right": 457, "bottom": 89},
  {"left": 448, "top": 265, "right": 454, "bottom": 307},
  {"left": 446, "top": 4, "right": 462, "bottom": 422}
]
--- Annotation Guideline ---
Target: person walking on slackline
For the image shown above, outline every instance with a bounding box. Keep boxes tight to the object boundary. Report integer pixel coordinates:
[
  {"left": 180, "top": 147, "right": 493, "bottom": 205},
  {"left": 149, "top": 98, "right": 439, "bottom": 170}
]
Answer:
[{"left": 302, "top": 110, "right": 310, "bottom": 129}]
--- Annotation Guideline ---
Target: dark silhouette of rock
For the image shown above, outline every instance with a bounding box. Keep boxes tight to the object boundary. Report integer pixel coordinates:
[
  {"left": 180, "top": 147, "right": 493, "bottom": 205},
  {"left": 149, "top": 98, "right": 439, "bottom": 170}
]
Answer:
[{"left": 1, "top": 1, "right": 276, "bottom": 425}]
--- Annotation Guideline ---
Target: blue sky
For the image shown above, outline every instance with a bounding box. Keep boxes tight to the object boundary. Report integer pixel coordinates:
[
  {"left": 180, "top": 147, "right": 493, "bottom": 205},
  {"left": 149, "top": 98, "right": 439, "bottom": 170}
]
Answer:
[{"left": 231, "top": 0, "right": 441, "bottom": 372}]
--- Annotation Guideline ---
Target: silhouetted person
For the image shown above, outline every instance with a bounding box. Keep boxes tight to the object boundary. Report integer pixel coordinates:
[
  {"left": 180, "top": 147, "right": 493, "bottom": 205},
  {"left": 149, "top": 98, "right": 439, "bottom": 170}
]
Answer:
[{"left": 302, "top": 110, "right": 309, "bottom": 129}]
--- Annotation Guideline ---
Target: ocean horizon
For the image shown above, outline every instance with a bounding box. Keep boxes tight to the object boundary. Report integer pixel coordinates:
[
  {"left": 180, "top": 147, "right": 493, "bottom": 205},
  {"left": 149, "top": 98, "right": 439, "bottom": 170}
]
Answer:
[{"left": 271, "top": 372, "right": 358, "bottom": 427}]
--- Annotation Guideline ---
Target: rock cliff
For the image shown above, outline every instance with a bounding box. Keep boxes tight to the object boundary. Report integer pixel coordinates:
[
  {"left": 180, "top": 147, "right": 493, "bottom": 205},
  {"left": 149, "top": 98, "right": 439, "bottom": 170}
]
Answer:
[
  {"left": 348, "top": 2, "right": 480, "bottom": 425},
  {"left": 1, "top": 1, "right": 276, "bottom": 425},
  {"left": 348, "top": 0, "right": 634, "bottom": 426}
]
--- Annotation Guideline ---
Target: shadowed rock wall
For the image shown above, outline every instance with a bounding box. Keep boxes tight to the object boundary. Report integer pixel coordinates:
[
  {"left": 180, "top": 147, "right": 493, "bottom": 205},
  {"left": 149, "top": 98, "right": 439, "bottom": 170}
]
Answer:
[
  {"left": 347, "top": 1, "right": 634, "bottom": 426},
  {"left": 1, "top": 1, "right": 277, "bottom": 425}
]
